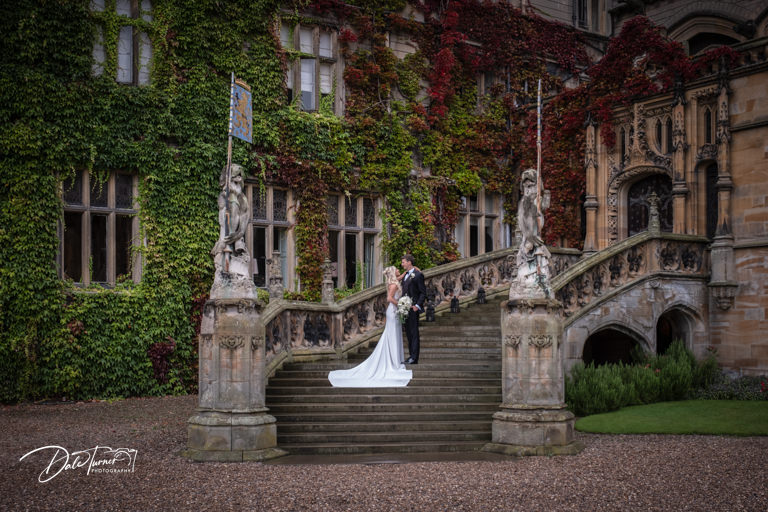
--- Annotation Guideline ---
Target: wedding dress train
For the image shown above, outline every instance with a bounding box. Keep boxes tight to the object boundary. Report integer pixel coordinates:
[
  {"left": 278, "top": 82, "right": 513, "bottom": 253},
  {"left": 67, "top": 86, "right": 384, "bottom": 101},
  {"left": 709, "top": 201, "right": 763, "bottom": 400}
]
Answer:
[{"left": 328, "top": 292, "right": 412, "bottom": 387}]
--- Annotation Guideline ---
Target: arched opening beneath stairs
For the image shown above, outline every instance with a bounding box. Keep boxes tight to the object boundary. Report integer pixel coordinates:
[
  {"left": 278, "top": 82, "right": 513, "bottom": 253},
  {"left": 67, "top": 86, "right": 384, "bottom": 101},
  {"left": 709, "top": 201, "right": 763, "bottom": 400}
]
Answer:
[
  {"left": 582, "top": 328, "right": 640, "bottom": 366},
  {"left": 656, "top": 308, "right": 692, "bottom": 355}
]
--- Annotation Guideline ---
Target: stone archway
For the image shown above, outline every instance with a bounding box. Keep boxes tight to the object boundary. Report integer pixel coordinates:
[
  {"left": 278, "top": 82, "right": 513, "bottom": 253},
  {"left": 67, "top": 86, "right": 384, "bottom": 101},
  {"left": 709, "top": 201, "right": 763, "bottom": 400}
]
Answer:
[
  {"left": 582, "top": 327, "right": 641, "bottom": 366},
  {"left": 656, "top": 308, "right": 694, "bottom": 355}
]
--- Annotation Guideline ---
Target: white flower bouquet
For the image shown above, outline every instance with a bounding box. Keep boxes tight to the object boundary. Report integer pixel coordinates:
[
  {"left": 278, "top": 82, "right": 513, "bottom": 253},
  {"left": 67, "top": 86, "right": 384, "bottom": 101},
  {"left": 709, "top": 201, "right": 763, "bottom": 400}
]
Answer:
[{"left": 397, "top": 295, "right": 412, "bottom": 324}]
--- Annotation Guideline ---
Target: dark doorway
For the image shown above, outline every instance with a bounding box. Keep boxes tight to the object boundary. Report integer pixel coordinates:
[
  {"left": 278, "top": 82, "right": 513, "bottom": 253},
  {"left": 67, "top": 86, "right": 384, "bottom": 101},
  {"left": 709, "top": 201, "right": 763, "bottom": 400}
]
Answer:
[
  {"left": 656, "top": 310, "right": 689, "bottom": 355},
  {"left": 582, "top": 329, "right": 639, "bottom": 366},
  {"left": 628, "top": 174, "right": 673, "bottom": 236}
]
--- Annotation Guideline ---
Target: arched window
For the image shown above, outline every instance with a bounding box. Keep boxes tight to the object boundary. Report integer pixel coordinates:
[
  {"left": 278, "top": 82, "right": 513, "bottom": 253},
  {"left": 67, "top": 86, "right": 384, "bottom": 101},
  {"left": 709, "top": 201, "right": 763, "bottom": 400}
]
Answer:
[
  {"left": 655, "top": 119, "right": 662, "bottom": 151},
  {"left": 705, "top": 108, "right": 713, "bottom": 144},
  {"left": 706, "top": 163, "right": 719, "bottom": 238},
  {"left": 628, "top": 174, "right": 673, "bottom": 236},
  {"left": 665, "top": 117, "right": 673, "bottom": 153},
  {"left": 620, "top": 127, "right": 626, "bottom": 163}
]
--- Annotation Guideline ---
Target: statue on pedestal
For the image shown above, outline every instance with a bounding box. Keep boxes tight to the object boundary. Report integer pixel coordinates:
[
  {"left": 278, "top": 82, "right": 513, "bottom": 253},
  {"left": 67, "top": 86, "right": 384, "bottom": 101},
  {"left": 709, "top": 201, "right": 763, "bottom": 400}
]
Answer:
[
  {"left": 510, "top": 168, "right": 551, "bottom": 299},
  {"left": 210, "top": 163, "right": 258, "bottom": 299}
]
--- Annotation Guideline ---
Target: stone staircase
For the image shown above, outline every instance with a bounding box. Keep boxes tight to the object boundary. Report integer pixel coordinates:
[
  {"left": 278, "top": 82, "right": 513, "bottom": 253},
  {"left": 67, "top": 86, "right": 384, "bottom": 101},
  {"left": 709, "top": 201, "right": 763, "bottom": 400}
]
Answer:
[{"left": 265, "top": 298, "right": 503, "bottom": 455}]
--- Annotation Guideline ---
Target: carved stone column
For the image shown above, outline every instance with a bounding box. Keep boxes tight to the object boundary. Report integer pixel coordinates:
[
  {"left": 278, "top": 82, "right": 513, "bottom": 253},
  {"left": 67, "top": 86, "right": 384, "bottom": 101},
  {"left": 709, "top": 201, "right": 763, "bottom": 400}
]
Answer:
[
  {"left": 583, "top": 120, "right": 598, "bottom": 254},
  {"left": 184, "top": 298, "right": 287, "bottom": 461},
  {"left": 267, "top": 250, "right": 284, "bottom": 300},
  {"left": 671, "top": 87, "right": 688, "bottom": 234},
  {"left": 483, "top": 298, "right": 583, "bottom": 456},
  {"left": 709, "top": 63, "right": 738, "bottom": 310},
  {"left": 321, "top": 258, "right": 335, "bottom": 304}
]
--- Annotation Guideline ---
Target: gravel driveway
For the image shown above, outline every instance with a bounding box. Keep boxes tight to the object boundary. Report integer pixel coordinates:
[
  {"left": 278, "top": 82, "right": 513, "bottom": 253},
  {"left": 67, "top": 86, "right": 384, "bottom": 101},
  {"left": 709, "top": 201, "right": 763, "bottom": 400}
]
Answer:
[{"left": 2, "top": 395, "right": 766, "bottom": 511}]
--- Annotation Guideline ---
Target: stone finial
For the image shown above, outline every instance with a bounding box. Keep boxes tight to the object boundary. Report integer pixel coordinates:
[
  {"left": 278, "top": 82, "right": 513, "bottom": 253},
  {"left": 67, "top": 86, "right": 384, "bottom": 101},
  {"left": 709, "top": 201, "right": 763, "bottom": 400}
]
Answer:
[
  {"left": 321, "top": 258, "right": 335, "bottom": 304},
  {"left": 267, "top": 251, "right": 283, "bottom": 300}
]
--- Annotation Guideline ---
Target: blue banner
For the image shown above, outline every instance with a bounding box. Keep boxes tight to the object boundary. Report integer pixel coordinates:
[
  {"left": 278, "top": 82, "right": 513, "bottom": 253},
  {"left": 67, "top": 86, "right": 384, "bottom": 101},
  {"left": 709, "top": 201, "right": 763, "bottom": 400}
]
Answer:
[{"left": 229, "top": 79, "right": 252, "bottom": 143}]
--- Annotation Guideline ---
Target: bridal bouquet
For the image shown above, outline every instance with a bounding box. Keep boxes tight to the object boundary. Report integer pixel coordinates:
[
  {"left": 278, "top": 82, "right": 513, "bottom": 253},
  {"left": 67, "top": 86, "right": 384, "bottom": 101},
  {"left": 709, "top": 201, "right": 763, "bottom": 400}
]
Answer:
[{"left": 397, "top": 296, "right": 412, "bottom": 324}]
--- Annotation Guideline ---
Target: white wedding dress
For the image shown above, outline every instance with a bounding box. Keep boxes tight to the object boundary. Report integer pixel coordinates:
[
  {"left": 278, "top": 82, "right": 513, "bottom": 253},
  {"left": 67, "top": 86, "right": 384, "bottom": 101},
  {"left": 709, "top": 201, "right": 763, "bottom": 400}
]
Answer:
[{"left": 328, "top": 290, "right": 413, "bottom": 387}]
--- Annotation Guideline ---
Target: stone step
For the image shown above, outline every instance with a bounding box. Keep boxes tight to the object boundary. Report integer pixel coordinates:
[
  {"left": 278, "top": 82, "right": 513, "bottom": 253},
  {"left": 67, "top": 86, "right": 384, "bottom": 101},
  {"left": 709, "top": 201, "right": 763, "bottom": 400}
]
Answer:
[
  {"left": 281, "top": 361, "right": 501, "bottom": 371},
  {"left": 275, "top": 420, "right": 492, "bottom": 433},
  {"left": 276, "top": 440, "right": 489, "bottom": 455},
  {"left": 350, "top": 347, "right": 501, "bottom": 357},
  {"left": 272, "top": 410, "right": 496, "bottom": 423},
  {"left": 268, "top": 377, "right": 500, "bottom": 387},
  {"left": 278, "top": 430, "right": 491, "bottom": 445},
  {"left": 268, "top": 402, "right": 499, "bottom": 414},
  {"left": 275, "top": 369, "right": 500, "bottom": 379},
  {"left": 266, "top": 385, "right": 502, "bottom": 396},
  {"left": 267, "top": 393, "right": 501, "bottom": 404}
]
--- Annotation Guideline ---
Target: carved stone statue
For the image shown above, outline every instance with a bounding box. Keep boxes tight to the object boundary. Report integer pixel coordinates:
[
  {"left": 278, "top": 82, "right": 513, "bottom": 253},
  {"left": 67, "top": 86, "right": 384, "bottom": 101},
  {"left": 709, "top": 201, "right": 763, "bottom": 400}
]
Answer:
[
  {"left": 210, "top": 163, "right": 258, "bottom": 299},
  {"left": 510, "top": 168, "right": 551, "bottom": 299}
]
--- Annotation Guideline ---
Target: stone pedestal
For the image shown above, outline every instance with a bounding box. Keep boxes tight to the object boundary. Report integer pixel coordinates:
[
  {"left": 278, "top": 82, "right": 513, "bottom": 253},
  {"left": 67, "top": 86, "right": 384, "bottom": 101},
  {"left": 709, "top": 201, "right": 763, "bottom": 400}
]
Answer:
[
  {"left": 183, "top": 298, "right": 287, "bottom": 462},
  {"left": 483, "top": 297, "right": 583, "bottom": 456}
]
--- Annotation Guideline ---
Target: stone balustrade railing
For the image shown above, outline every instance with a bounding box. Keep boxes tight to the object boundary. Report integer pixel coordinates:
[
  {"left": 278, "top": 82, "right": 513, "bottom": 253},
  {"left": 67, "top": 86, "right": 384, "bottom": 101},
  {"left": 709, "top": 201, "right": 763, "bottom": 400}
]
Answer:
[
  {"left": 262, "top": 245, "right": 581, "bottom": 378},
  {"left": 551, "top": 231, "right": 710, "bottom": 323}
]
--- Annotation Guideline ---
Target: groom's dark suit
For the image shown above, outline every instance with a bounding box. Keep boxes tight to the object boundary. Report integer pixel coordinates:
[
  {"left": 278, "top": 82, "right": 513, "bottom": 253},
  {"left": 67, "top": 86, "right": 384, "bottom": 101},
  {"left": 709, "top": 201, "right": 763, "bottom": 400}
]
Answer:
[{"left": 402, "top": 268, "right": 427, "bottom": 363}]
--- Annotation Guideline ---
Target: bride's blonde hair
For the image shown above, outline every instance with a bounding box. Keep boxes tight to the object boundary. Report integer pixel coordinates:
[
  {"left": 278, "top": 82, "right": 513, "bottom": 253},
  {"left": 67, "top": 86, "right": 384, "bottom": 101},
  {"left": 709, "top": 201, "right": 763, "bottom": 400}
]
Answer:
[{"left": 383, "top": 266, "right": 400, "bottom": 290}]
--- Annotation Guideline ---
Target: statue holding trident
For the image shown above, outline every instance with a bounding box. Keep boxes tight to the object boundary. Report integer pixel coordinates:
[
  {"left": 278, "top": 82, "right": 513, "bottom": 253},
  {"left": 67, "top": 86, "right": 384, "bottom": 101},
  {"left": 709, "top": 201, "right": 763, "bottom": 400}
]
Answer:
[{"left": 510, "top": 80, "right": 551, "bottom": 299}]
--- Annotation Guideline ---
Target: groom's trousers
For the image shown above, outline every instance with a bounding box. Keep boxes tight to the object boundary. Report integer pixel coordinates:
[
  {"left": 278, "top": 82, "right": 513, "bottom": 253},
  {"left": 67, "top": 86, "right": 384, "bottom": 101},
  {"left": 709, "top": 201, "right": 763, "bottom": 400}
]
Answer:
[{"left": 405, "top": 308, "right": 420, "bottom": 363}]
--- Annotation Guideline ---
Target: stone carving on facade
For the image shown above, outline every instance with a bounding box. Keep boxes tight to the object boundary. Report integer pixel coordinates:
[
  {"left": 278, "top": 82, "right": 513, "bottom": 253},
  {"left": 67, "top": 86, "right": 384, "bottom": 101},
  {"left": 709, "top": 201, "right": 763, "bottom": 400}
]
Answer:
[
  {"left": 210, "top": 163, "right": 258, "bottom": 299},
  {"left": 267, "top": 251, "right": 283, "bottom": 300},
  {"left": 201, "top": 334, "right": 213, "bottom": 346},
  {"left": 251, "top": 335, "right": 264, "bottom": 351},
  {"left": 219, "top": 335, "right": 245, "bottom": 350},
  {"left": 504, "top": 334, "right": 522, "bottom": 349},
  {"left": 697, "top": 143, "right": 718, "bottom": 162},
  {"left": 528, "top": 334, "right": 553, "bottom": 348}
]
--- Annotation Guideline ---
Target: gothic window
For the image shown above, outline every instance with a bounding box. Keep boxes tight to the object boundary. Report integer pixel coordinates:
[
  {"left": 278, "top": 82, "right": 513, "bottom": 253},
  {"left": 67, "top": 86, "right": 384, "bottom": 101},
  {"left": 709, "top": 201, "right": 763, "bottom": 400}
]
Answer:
[
  {"left": 248, "top": 186, "right": 292, "bottom": 288},
  {"left": 60, "top": 171, "right": 139, "bottom": 286},
  {"left": 627, "top": 174, "right": 673, "bottom": 236},
  {"left": 455, "top": 189, "right": 505, "bottom": 258},
  {"left": 665, "top": 117, "right": 673, "bottom": 154},
  {"left": 705, "top": 164, "right": 719, "bottom": 238},
  {"left": 620, "top": 127, "right": 627, "bottom": 164},
  {"left": 655, "top": 119, "right": 662, "bottom": 152},
  {"left": 704, "top": 108, "right": 713, "bottom": 144},
  {"left": 91, "top": 0, "right": 153, "bottom": 85},
  {"left": 280, "top": 20, "right": 337, "bottom": 112},
  {"left": 326, "top": 195, "right": 380, "bottom": 289}
]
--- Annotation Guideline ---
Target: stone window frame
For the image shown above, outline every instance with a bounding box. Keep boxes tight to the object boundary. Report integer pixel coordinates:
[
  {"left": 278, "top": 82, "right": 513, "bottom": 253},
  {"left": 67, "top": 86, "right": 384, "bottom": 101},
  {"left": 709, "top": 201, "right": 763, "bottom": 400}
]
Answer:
[
  {"left": 247, "top": 184, "right": 294, "bottom": 290},
  {"left": 280, "top": 19, "right": 340, "bottom": 114},
  {"left": 455, "top": 189, "right": 507, "bottom": 258},
  {"left": 91, "top": 0, "right": 153, "bottom": 85},
  {"left": 326, "top": 194, "right": 381, "bottom": 289},
  {"left": 59, "top": 170, "right": 141, "bottom": 287}
]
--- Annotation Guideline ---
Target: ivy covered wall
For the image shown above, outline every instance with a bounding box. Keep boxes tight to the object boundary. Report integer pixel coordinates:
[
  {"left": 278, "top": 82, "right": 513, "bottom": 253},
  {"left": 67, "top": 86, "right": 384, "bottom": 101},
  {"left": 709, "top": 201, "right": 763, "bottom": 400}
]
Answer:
[{"left": 1, "top": 0, "right": 719, "bottom": 402}]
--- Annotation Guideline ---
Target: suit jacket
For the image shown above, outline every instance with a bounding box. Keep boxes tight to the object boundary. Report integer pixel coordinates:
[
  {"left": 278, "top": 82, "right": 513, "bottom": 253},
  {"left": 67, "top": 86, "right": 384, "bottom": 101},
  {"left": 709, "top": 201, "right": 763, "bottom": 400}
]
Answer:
[{"left": 403, "top": 269, "right": 427, "bottom": 311}]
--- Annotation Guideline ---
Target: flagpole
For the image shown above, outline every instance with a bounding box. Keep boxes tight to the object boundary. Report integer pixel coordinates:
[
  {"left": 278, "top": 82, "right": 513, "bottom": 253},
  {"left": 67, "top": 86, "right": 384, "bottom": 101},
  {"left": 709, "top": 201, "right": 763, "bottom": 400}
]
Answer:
[
  {"left": 224, "top": 71, "right": 235, "bottom": 272},
  {"left": 536, "top": 78, "right": 542, "bottom": 235}
]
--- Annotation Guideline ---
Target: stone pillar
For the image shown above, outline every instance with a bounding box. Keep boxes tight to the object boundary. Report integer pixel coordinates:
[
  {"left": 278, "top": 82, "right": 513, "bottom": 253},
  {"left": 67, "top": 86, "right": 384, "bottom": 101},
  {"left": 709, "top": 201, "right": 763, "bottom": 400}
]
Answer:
[
  {"left": 583, "top": 120, "right": 598, "bottom": 254},
  {"left": 184, "top": 298, "right": 287, "bottom": 461},
  {"left": 322, "top": 258, "right": 335, "bottom": 304},
  {"left": 483, "top": 298, "right": 583, "bottom": 456},
  {"left": 709, "top": 63, "right": 738, "bottom": 310},
  {"left": 671, "top": 81, "right": 689, "bottom": 235},
  {"left": 267, "top": 250, "right": 283, "bottom": 300}
]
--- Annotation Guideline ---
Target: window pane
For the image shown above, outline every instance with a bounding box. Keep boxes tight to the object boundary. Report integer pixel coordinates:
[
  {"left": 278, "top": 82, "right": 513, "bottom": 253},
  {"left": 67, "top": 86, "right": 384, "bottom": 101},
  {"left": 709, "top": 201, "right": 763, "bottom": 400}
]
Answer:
[
  {"left": 469, "top": 195, "right": 479, "bottom": 212},
  {"left": 90, "top": 175, "right": 108, "bottom": 207},
  {"left": 300, "top": 59, "right": 316, "bottom": 110},
  {"left": 140, "top": 0, "right": 152, "bottom": 22},
  {"left": 273, "top": 189, "right": 287, "bottom": 222},
  {"left": 116, "top": 0, "right": 131, "bottom": 16},
  {"left": 115, "top": 174, "right": 133, "bottom": 209},
  {"left": 345, "top": 233, "right": 357, "bottom": 288},
  {"left": 299, "top": 27, "right": 313, "bottom": 53},
  {"left": 252, "top": 187, "right": 267, "bottom": 220},
  {"left": 252, "top": 226, "right": 266, "bottom": 287},
  {"left": 138, "top": 32, "right": 152, "bottom": 85},
  {"left": 63, "top": 172, "right": 83, "bottom": 205},
  {"left": 345, "top": 197, "right": 357, "bottom": 227},
  {"left": 485, "top": 218, "right": 493, "bottom": 253},
  {"left": 115, "top": 214, "right": 133, "bottom": 279},
  {"left": 93, "top": 27, "right": 105, "bottom": 76},
  {"left": 91, "top": 214, "right": 108, "bottom": 282},
  {"left": 469, "top": 217, "right": 479, "bottom": 257},
  {"left": 328, "top": 230, "right": 339, "bottom": 287},
  {"left": 327, "top": 195, "right": 339, "bottom": 225},
  {"left": 64, "top": 212, "right": 83, "bottom": 282},
  {"left": 363, "top": 197, "right": 375, "bottom": 228},
  {"left": 485, "top": 194, "right": 494, "bottom": 213},
  {"left": 91, "top": 0, "right": 105, "bottom": 11},
  {"left": 319, "top": 63, "right": 332, "bottom": 95},
  {"left": 280, "top": 23, "right": 293, "bottom": 49},
  {"left": 117, "top": 26, "right": 133, "bottom": 83},
  {"left": 319, "top": 31, "right": 332, "bottom": 58}
]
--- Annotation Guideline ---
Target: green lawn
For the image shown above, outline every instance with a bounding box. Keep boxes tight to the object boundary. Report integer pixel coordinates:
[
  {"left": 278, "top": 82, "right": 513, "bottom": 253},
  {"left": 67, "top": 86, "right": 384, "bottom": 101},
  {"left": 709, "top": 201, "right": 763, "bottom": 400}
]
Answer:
[{"left": 575, "top": 400, "right": 768, "bottom": 436}]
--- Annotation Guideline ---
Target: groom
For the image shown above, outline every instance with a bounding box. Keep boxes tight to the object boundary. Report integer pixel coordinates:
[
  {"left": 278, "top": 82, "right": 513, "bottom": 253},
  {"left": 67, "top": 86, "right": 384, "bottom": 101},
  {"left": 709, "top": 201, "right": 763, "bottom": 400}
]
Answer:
[{"left": 401, "top": 254, "right": 426, "bottom": 365}]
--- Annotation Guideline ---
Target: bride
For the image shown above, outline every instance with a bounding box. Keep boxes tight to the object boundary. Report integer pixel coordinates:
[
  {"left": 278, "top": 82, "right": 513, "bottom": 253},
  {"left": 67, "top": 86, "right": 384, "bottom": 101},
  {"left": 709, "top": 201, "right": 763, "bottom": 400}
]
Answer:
[{"left": 328, "top": 266, "right": 413, "bottom": 387}]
